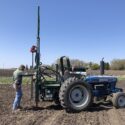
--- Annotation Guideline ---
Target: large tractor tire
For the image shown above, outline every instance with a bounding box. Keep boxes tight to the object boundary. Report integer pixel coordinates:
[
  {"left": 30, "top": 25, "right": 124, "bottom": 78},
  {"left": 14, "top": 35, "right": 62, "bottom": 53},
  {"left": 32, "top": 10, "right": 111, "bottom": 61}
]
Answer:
[
  {"left": 59, "top": 77, "right": 93, "bottom": 112},
  {"left": 112, "top": 92, "right": 125, "bottom": 108}
]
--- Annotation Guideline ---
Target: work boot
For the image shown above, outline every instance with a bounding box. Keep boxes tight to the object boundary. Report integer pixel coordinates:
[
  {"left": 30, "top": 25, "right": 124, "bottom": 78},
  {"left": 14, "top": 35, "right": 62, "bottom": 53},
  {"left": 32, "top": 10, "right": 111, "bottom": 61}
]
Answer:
[{"left": 17, "top": 106, "right": 23, "bottom": 109}]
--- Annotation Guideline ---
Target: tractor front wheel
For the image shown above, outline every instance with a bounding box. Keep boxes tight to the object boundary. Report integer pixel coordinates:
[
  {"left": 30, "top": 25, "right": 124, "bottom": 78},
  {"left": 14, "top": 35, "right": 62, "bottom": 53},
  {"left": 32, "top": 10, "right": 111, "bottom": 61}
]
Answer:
[
  {"left": 112, "top": 92, "right": 125, "bottom": 108},
  {"left": 59, "top": 78, "right": 93, "bottom": 112}
]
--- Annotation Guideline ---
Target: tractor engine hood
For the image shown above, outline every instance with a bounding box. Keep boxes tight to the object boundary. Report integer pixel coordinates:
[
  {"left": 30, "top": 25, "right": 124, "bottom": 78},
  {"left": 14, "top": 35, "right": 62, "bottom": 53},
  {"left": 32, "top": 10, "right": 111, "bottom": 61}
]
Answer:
[{"left": 85, "top": 75, "right": 117, "bottom": 83}]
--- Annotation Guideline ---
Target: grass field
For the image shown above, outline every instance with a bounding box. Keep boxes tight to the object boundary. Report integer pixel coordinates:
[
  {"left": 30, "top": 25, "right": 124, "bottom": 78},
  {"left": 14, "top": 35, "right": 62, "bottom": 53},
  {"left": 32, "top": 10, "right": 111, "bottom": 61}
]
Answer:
[
  {"left": 0, "top": 75, "right": 125, "bottom": 84},
  {"left": 0, "top": 77, "right": 31, "bottom": 84},
  {"left": 1, "top": 69, "right": 125, "bottom": 84},
  {"left": 117, "top": 75, "right": 125, "bottom": 81}
]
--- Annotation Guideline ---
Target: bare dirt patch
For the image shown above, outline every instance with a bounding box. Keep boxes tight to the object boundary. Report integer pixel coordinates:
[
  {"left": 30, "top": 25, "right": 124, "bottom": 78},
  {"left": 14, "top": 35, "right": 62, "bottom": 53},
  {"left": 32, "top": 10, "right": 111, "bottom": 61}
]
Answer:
[{"left": 0, "top": 81, "right": 125, "bottom": 125}]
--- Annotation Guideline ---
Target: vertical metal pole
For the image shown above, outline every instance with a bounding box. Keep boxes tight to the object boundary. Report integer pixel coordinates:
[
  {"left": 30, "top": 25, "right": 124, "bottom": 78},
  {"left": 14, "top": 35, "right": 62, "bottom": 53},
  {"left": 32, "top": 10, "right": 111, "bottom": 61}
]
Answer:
[
  {"left": 56, "top": 64, "right": 59, "bottom": 82},
  {"left": 32, "top": 53, "right": 34, "bottom": 68},
  {"left": 31, "top": 76, "right": 33, "bottom": 100},
  {"left": 37, "top": 6, "right": 40, "bottom": 62},
  {"left": 35, "top": 6, "right": 40, "bottom": 107}
]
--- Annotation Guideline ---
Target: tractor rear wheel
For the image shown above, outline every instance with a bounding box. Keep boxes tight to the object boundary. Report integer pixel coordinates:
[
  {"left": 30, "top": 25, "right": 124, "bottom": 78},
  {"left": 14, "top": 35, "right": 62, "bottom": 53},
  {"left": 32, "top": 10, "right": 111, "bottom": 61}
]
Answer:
[
  {"left": 112, "top": 92, "right": 125, "bottom": 108},
  {"left": 59, "top": 77, "right": 93, "bottom": 112}
]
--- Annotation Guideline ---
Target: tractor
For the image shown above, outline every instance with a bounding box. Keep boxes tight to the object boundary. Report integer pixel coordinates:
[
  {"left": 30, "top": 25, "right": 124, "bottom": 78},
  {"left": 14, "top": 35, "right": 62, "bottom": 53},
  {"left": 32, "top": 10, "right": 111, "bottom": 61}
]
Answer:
[{"left": 29, "top": 6, "right": 125, "bottom": 112}]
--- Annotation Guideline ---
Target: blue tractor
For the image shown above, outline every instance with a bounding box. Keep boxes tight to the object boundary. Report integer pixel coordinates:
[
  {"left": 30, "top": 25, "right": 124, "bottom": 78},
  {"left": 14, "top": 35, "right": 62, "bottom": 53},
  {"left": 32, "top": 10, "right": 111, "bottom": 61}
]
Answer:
[
  {"left": 57, "top": 57, "right": 125, "bottom": 112},
  {"left": 31, "top": 56, "right": 125, "bottom": 112},
  {"left": 30, "top": 6, "right": 125, "bottom": 112}
]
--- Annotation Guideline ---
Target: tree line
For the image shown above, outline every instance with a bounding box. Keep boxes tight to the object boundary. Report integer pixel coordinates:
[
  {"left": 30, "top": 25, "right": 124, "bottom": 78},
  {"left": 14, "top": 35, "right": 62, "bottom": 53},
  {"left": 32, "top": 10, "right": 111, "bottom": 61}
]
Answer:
[{"left": 51, "top": 58, "right": 125, "bottom": 70}]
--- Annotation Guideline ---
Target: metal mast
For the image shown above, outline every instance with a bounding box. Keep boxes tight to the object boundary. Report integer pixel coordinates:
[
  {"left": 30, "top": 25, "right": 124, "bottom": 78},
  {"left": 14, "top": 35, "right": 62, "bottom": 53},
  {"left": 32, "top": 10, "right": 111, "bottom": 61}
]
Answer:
[{"left": 35, "top": 6, "right": 41, "bottom": 107}]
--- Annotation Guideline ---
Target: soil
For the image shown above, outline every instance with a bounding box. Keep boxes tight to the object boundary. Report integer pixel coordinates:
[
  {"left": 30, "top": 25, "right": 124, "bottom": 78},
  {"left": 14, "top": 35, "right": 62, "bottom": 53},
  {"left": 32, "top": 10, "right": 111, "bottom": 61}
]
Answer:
[{"left": 0, "top": 81, "right": 125, "bottom": 125}]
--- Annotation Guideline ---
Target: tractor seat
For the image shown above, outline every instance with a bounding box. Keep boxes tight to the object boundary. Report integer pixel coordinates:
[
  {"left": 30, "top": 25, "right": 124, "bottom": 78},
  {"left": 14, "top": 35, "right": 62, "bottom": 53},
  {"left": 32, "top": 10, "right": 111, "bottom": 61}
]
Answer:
[{"left": 63, "top": 67, "right": 86, "bottom": 80}]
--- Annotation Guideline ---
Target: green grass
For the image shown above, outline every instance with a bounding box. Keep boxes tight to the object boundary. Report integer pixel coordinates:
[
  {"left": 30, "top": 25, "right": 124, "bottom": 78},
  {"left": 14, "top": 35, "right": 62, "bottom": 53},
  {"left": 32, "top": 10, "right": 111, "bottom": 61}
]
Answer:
[
  {"left": 117, "top": 76, "right": 125, "bottom": 81},
  {"left": 0, "top": 77, "right": 31, "bottom": 84},
  {"left": 1, "top": 75, "right": 125, "bottom": 84},
  {"left": 0, "top": 77, "right": 13, "bottom": 84},
  {"left": 0, "top": 76, "right": 54, "bottom": 84}
]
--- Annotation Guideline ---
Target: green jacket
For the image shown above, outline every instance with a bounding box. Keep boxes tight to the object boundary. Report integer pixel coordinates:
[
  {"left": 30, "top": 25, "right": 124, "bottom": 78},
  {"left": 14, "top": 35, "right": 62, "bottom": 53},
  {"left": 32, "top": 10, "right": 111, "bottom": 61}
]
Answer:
[{"left": 13, "top": 69, "right": 24, "bottom": 85}]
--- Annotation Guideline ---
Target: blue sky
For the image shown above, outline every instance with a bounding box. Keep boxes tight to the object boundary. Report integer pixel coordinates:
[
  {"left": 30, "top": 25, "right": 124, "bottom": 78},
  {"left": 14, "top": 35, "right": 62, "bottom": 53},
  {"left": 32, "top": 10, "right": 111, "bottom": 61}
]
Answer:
[{"left": 0, "top": 0, "right": 125, "bottom": 68}]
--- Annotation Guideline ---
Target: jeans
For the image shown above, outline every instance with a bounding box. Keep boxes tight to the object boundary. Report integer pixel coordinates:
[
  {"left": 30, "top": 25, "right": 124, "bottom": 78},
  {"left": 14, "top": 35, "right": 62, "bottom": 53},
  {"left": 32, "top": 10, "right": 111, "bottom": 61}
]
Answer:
[{"left": 13, "top": 86, "right": 23, "bottom": 110}]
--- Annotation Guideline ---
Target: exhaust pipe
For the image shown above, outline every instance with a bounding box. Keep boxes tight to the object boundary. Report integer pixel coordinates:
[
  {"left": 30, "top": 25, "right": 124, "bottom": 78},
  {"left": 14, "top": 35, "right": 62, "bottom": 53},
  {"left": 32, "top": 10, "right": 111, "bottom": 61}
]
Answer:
[{"left": 100, "top": 58, "right": 105, "bottom": 75}]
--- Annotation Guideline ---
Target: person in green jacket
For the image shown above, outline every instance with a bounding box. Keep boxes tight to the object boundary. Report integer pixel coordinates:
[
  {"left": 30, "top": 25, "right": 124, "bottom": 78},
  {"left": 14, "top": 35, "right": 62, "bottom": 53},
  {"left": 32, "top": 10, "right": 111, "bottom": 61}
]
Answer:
[{"left": 12, "top": 65, "right": 25, "bottom": 111}]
